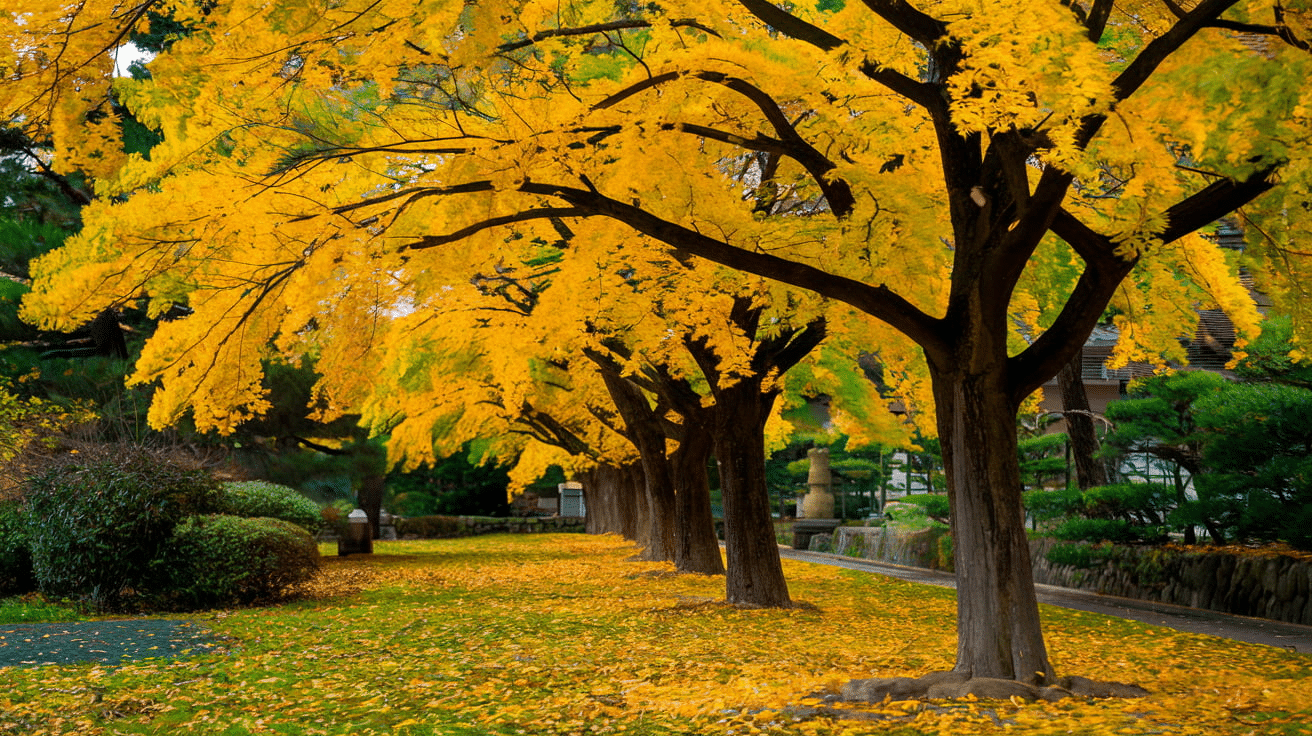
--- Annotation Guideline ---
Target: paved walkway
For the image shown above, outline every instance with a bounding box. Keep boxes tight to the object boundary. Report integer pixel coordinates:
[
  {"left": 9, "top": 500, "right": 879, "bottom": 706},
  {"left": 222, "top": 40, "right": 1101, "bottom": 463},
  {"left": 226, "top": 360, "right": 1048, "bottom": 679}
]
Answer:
[
  {"left": 779, "top": 547, "right": 1312, "bottom": 654},
  {"left": 0, "top": 619, "right": 222, "bottom": 668}
]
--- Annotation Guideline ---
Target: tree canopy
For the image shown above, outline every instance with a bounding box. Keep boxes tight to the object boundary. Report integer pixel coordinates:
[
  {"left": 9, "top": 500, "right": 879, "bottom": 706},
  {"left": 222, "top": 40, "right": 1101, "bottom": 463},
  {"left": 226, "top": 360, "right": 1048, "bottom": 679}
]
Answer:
[{"left": 5, "top": 0, "right": 1310, "bottom": 687}]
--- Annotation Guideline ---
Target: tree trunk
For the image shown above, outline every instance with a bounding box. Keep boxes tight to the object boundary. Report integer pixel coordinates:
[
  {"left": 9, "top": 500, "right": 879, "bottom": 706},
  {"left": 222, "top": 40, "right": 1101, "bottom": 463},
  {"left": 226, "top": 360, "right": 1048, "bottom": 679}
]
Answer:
[
  {"left": 621, "top": 462, "right": 650, "bottom": 550},
  {"left": 358, "top": 474, "right": 386, "bottom": 539},
  {"left": 1056, "top": 347, "right": 1108, "bottom": 490},
  {"left": 599, "top": 371, "right": 677, "bottom": 562},
  {"left": 581, "top": 463, "right": 646, "bottom": 544},
  {"left": 670, "top": 421, "right": 726, "bottom": 575},
  {"left": 713, "top": 380, "right": 791, "bottom": 607},
  {"left": 933, "top": 369, "right": 1054, "bottom": 684}
]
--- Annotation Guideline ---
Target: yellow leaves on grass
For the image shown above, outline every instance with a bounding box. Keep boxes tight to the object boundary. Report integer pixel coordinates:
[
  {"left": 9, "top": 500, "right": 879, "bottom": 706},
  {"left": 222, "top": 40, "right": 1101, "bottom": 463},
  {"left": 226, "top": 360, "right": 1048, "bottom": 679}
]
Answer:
[{"left": 5, "top": 535, "right": 1309, "bottom": 735}]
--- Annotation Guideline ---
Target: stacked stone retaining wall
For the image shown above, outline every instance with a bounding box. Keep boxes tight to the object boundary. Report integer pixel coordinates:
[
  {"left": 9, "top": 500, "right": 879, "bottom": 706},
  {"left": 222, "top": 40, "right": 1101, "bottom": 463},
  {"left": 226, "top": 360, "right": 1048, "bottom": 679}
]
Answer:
[
  {"left": 1029, "top": 538, "right": 1312, "bottom": 626},
  {"left": 829, "top": 525, "right": 955, "bottom": 571},
  {"left": 826, "top": 525, "right": 1312, "bottom": 626}
]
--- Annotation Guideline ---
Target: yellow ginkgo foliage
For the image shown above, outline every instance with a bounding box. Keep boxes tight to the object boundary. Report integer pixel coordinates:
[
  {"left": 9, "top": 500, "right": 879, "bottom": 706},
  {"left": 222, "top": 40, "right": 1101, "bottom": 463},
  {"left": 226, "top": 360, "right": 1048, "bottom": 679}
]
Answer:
[{"left": 5, "top": 0, "right": 1311, "bottom": 688}]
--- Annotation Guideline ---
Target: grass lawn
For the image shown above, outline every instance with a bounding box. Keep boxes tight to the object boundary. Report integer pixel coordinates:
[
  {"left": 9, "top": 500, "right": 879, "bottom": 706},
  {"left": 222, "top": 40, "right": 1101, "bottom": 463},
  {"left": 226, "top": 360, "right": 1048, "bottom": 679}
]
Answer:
[{"left": 2, "top": 534, "right": 1309, "bottom": 735}]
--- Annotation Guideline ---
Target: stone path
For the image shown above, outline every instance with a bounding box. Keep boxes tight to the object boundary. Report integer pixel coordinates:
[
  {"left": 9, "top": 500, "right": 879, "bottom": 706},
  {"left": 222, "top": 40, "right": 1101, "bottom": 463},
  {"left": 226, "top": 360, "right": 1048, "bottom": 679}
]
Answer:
[{"left": 0, "top": 619, "right": 223, "bottom": 668}]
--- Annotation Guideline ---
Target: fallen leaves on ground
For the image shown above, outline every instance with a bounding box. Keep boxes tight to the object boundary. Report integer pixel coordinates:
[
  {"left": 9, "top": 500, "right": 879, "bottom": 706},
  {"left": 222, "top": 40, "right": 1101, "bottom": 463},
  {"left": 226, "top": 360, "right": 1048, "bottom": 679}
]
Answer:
[{"left": 2, "top": 534, "right": 1309, "bottom": 735}]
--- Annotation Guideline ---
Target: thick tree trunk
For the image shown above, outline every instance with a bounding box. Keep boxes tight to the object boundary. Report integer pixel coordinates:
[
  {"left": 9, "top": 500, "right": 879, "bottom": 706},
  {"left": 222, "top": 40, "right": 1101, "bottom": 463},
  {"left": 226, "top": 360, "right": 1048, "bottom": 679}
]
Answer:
[
  {"left": 581, "top": 463, "right": 640, "bottom": 541},
  {"left": 670, "top": 421, "right": 726, "bottom": 575},
  {"left": 621, "top": 462, "right": 651, "bottom": 550},
  {"left": 933, "top": 370, "right": 1054, "bottom": 684},
  {"left": 1056, "top": 347, "right": 1108, "bottom": 490},
  {"left": 582, "top": 465, "right": 619, "bottom": 536},
  {"left": 713, "top": 381, "right": 791, "bottom": 607},
  {"left": 600, "top": 371, "right": 677, "bottom": 562}
]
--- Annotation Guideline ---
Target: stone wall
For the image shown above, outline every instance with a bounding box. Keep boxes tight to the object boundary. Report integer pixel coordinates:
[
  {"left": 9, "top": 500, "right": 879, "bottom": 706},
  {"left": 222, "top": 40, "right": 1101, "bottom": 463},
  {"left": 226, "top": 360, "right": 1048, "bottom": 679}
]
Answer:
[
  {"left": 829, "top": 525, "right": 954, "bottom": 571},
  {"left": 395, "top": 515, "right": 586, "bottom": 539},
  {"left": 827, "top": 526, "right": 1312, "bottom": 626},
  {"left": 1030, "top": 538, "right": 1312, "bottom": 626}
]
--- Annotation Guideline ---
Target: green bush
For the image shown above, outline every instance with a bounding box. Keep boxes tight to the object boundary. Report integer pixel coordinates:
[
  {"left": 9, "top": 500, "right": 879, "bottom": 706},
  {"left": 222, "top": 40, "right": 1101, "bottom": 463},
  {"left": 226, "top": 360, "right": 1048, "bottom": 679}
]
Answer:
[
  {"left": 897, "top": 493, "right": 951, "bottom": 522},
  {"left": 395, "top": 515, "right": 463, "bottom": 538},
  {"left": 21, "top": 446, "right": 220, "bottom": 610},
  {"left": 0, "top": 499, "right": 35, "bottom": 596},
  {"left": 1045, "top": 541, "right": 1109, "bottom": 569},
  {"left": 218, "top": 481, "right": 322, "bottom": 533},
  {"left": 1023, "top": 486, "right": 1082, "bottom": 524},
  {"left": 1052, "top": 517, "right": 1153, "bottom": 544},
  {"left": 885, "top": 495, "right": 949, "bottom": 532},
  {"left": 160, "top": 514, "right": 320, "bottom": 609}
]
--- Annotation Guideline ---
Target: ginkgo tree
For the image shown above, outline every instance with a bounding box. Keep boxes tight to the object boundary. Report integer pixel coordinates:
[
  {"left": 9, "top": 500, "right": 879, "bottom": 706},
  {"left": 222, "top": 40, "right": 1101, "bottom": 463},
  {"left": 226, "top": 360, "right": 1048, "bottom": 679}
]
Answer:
[{"left": 7, "top": 0, "right": 1312, "bottom": 692}]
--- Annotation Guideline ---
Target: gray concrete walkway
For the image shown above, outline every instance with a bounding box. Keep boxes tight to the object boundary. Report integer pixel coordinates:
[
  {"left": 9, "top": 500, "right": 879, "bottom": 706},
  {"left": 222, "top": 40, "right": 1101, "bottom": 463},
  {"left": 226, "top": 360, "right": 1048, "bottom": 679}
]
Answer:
[{"left": 779, "top": 547, "right": 1312, "bottom": 654}]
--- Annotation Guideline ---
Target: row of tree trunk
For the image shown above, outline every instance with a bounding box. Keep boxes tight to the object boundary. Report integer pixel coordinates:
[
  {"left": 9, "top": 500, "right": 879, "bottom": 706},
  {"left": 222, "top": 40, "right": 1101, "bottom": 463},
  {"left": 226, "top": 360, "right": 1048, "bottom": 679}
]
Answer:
[{"left": 568, "top": 302, "right": 825, "bottom": 607}]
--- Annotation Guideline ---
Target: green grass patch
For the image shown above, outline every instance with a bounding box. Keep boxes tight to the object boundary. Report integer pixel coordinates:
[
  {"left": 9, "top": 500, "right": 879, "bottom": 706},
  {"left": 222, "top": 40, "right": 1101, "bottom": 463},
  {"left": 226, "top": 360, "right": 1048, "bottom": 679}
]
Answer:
[
  {"left": 0, "top": 594, "right": 84, "bottom": 624},
  {"left": 1, "top": 534, "right": 1309, "bottom": 735}
]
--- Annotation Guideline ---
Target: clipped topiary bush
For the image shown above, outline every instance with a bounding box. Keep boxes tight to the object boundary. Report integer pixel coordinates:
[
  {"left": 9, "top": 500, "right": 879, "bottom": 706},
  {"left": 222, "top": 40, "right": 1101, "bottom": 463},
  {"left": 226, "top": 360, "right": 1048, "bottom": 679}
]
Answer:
[
  {"left": 21, "top": 446, "right": 220, "bottom": 610},
  {"left": 161, "top": 514, "right": 320, "bottom": 609},
  {"left": 218, "top": 480, "right": 322, "bottom": 533},
  {"left": 0, "top": 498, "right": 35, "bottom": 596},
  {"left": 395, "top": 515, "right": 462, "bottom": 539}
]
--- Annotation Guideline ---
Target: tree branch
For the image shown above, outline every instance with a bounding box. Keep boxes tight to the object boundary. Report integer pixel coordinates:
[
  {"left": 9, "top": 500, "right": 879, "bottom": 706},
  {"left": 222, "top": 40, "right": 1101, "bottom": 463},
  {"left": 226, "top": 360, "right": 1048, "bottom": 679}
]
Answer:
[
  {"left": 1075, "top": 0, "right": 1244, "bottom": 150},
  {"left": 497, "top": 18, "right": 721, "bottom": 54},
  {"left": 597, "top": 70, "right": 856, "bottom": 216},
  {"left": 1116, "top": 0, "right": 1244, "bottom": 101},
  {"left": 857, "top": 0, "right": 948, "bottom": 45},
  {"left": 402, "top": 207, "right": 587, "bottom": 250},
  {"left": 733, "top": 0, "right": 938, "bottom": 109},
  {"left": 733, "top": 0, "right": 845, "bottom": 50},
  {"left": 516, "top": 180, "right": 945, "bottom": 354},
  {"left": 1159, "top": 164, "right": 1279, "bottom": 244},
  {"left": 1011, "top": 165, "right": 1279, "bottom": 400}
]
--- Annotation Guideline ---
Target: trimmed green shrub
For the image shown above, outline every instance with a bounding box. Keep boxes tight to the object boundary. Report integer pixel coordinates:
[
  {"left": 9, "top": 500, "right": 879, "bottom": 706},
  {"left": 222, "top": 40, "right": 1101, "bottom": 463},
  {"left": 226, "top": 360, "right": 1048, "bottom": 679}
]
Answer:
[
  {"left": 218, "top": 481, "right": 322, "bottom": 533},
  {"left": 1023, "top": 486, "right": 1082, "bottom": 524},
  {"left": 0, "top": 498, "right": 35, "bottom": 596},
  {"left": 395, "top": 515, "right": 463, "bottom": 538},
  {"left": 895, "top": 493, "right": 951, "bottom": 523},
  {"left": 1052, "top": 517, "right": 1154, "bottom": 544},
  {"left": 1045, "top": 541, "right": 1110, "bottom": 569},
  {"left": 161, "top": 514, "right": 320, "bottom": 609},
  {"left": 21, "top": 446, "right": 220, "bottom": 610}
]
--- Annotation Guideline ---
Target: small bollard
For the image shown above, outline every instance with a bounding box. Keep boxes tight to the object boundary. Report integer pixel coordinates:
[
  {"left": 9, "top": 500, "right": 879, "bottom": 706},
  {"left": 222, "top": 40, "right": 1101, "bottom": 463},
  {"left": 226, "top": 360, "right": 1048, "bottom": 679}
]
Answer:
[{"left": 337, "top": 508, "right": 374, "bottom": 556}]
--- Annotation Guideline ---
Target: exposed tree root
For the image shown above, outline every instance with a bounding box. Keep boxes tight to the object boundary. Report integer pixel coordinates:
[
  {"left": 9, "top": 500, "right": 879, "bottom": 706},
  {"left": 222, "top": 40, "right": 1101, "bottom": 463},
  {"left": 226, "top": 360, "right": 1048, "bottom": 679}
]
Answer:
[{"left": 839, "top": 671, "right": 1150, "bottom": 703}]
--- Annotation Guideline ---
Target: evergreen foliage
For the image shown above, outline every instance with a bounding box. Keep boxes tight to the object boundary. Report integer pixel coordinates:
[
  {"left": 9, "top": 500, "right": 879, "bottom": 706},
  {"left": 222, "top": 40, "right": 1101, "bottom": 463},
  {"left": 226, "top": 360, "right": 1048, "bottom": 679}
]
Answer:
[
  {"left": 0, "top": 498, "right": 34, "bottom": 596},
  {"left": 1194, "top": 382, "right": 1312, "bottom": 550},
  {"left": 1043, "top": 372, "right": 1312, "bottom": 551},
  {"left": 159, "top": 514, "right": 320, "bottom": 609},
  {"left": 218, "top": 480, "right": 323, "bottom": 533},
  {"left": 21, "top": 446, "right": 220, "bottom": 610}
]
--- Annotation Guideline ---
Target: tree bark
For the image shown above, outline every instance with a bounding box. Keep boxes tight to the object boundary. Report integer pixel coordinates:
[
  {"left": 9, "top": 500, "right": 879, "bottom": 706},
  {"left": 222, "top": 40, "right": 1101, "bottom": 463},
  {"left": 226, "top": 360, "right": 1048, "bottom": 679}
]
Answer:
[
  {"left": 598, "top": 370, "right": 678, "bottom": 563},
  {"left": 1056, "top": 347, "right": 1108, "bottom": 490},
  {"left": 581, "top": 463, "right": 645, "bottom": 543},
  {"left": 713, "top": 379, "right": 791, "bottom": 607},
  {"left": 670, "top": 420, "right": 726, "bottom": 575},
  {"left": 932, "top": 367, "right": 1054, "bottom": 684},
  {"left": 358, "top": 474, "right": 386, "bottom": 539}
]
